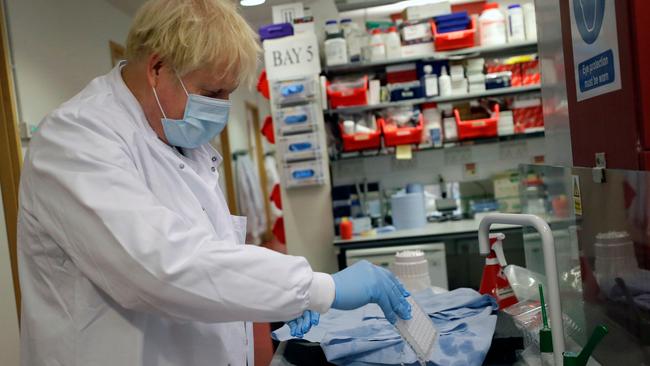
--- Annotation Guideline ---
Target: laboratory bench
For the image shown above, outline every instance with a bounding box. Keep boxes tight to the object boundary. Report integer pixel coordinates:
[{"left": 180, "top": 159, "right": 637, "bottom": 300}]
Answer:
[
  {"left": 333, "top": 214, "right": 526, "bottom": 289},
  {"left": 270, "top": 312, "right": 524, "bottom": 366}
]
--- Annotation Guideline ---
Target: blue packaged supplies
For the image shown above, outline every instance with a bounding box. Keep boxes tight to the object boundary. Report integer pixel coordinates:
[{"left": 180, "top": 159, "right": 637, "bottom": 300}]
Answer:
[
  {"left": 273, "top": 288, "right": 498, "bottom": 366},
  {"left": 259, "top": 23, "right": 293, "bottom": 41},
  {"left": 434, "top": 12, "right": 471, "bottom": 34}
]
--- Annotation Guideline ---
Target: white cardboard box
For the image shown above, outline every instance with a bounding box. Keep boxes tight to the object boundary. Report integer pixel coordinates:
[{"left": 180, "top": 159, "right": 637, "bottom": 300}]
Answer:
[{"left": 402, "top": 1, "right": 451, "bottom": 21}]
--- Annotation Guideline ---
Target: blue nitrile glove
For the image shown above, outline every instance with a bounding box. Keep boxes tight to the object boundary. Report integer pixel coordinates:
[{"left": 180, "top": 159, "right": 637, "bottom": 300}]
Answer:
[
  {"left": 287, "top": 310, "right": 320, "bottom": 338},
  {"left": 331, "top": 260, "right": 412, "bottom": 324}
]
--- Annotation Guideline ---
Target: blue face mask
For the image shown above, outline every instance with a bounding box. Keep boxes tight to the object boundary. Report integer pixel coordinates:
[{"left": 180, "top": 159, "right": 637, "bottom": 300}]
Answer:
[{"left": 152, "top": 75, "right": 231, "bottom": 149}]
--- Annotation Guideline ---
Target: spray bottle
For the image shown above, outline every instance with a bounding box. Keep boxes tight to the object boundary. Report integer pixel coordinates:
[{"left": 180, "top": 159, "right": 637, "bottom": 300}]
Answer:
[{"left": 479, "top": 233, "right": 518, "bottom": 309}]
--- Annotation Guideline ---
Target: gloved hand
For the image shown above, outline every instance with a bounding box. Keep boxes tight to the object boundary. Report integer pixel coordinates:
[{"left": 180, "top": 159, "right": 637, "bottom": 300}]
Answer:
[
  {"left": 287, "top": 310, "right": 320, "bottom": 338},
  {"left": 331, "top": 260, "right": 412, "bottom": 324}
]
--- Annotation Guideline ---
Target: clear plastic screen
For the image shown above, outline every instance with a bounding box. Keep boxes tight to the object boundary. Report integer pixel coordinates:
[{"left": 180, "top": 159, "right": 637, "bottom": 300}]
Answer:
[{"left": 517, "top": 164, "right": 650, "bottom": 364}]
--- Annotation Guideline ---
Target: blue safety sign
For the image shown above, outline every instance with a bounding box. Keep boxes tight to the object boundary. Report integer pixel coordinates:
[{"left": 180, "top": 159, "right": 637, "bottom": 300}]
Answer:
[{"left": 570, "top": 0, "right": 621, "bottom": 101}]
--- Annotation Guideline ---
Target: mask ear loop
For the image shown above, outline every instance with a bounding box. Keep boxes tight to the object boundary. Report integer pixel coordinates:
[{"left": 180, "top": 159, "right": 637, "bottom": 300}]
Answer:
[
  {"left": 152, "top": 87, "right": 168, "bottom": 119},
  {"left": 176, "top": 73, "right": 190, "bottom": 96}
]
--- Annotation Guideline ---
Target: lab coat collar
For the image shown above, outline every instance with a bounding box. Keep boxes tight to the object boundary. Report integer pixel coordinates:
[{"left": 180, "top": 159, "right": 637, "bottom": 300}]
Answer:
[{"left": 110, "top": 61, "right": 159, "bottom": 141}]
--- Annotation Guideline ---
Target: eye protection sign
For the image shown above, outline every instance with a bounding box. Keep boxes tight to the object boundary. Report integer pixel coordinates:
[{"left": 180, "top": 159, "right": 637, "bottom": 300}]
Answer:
[{"left": 569, "top": 0, "right": 621, "bottom": 101}]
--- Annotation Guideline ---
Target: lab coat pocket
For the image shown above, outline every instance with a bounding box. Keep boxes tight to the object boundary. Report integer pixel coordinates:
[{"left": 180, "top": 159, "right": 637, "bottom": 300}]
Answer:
[{"left": 230, "top": 215, "right": 247, "bottom": 245}]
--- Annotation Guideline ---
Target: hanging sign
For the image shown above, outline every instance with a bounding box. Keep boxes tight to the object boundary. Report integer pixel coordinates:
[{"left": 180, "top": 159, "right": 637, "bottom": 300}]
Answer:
[
  {"left": 263, "top": 33, "right": 321, "bottom": 81},
  {"left": 569, "top": 0, "right": 621, "bottom": 101}
]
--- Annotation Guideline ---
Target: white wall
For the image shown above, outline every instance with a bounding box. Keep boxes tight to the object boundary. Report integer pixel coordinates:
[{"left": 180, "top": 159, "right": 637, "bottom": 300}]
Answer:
[
  {"left": 0, "top": 188, "right": 20, "bottom": 366},
  {"left": 5, "top": 0, "right": 132, "bottom": 129}
]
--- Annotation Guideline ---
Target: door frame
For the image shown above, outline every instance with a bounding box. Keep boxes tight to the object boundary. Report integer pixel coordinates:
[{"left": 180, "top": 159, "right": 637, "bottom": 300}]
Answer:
[{"left": 0, "top": 0, "right": 23, "bottom": 319}]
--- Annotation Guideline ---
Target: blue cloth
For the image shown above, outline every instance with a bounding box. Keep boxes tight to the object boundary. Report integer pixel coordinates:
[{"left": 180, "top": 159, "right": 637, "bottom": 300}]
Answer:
[{"left": 272, "top": 288, "right": 498, "bottom": 366}]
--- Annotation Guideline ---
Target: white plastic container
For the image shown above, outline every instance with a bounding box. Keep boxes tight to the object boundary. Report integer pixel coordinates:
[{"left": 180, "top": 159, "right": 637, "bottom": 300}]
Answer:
[
  {"left": 368, "top": 28, "right": 386, "bottom": 61},
  {"left": 390, "top": 250, "right": 432, "bottom": 293},
  {"left": 385, "top": 26, "right": 402, "bottom": 60},
  {"left": 479, "top": 3, "right": 507, "bottom": 46},
  {"left": 523, "top": 3, "right": 537, "bottom": 41},
  {"left": 325, "top": 37, "right": 348, "bottom": 66},
  {"left": 423, "top": 107, "right": 442, "bottom": 147},
  {"left": 498, "top": 110, "right": 515, "bottom": 136},
  {"left": 507, "top": 4, "right": 526, "bottom": 43},
  {"left": 443, "top": 116, "right": 457, "bottom": 141},
  {"left": 594, "top": 231, "right": 639, "bottom": 293},
  {"left": 341, "top": 19, "right": 362, "bottom": 62},
  {"left": 422, "top": 65, "right": 439, "bottom": 97},
  {"left": 438, "top": 66, "right": 452, "bottom": 96}
]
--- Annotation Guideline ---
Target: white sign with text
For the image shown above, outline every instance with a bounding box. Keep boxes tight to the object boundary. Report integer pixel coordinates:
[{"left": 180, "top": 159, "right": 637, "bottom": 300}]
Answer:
[
  {"left": 263, "top": 33, "right": 321, "bottom": 81},
  {"left": 569, "top": 0, "right": 622, "bottom": 101}
]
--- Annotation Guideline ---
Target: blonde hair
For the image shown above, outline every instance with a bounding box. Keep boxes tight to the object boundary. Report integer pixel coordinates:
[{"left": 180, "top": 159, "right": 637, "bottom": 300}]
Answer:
[{"left": 126, "top": 0, "right": 260, "bottom": 85}]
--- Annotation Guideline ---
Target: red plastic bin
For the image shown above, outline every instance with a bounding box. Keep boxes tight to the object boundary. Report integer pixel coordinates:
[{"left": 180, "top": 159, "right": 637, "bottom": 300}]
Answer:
[
  {"left": 327, "top": 76, "right": 369, "bottom": 109},
  {"left": 431, "top": 17, "right": 476, "bottom": 51},
  {"left": 339, "top": 123, "right": 382, "bottom": 152},
  {"left": 379, "top": 113, "right": 424, "bottom": 147},
  {"left": 454, "top": 104, "right": 499, "bottom": 140}
]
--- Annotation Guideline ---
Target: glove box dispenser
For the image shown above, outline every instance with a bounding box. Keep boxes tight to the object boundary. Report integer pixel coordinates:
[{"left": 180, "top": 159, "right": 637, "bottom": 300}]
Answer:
[
  {"left": 272, "top": 77, "right": 318, "bottom": 105},
  {"left": 283, "top": 159, "right": 325, "bottom": 188},
  {"left": 274, "top": 103, "right": 318, "bottom": 135},
  {"left": 278, "top": 133, "right": 320, "bottom": 162}
]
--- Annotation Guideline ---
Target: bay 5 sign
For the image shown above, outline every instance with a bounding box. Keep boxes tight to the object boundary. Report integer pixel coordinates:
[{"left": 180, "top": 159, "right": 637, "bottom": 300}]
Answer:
[{"left": 263, "top": 33, "right": 321, "bottom": 81}]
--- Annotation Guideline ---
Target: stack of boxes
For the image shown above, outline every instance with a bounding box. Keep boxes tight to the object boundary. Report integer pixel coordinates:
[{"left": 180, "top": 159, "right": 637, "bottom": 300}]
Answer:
[
  {"left": 466, "top": 58, "right": 486, "bottom": 93},
  {"left": 449, "top": 65, "right": 467, "bottom": 95}
]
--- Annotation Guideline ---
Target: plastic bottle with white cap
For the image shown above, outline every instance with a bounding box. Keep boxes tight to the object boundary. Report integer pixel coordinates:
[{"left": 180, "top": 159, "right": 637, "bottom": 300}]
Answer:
[
  {"left": 479, "top": 3, "right": 507, "bottom": 46},
  {"left": 438, "top": 66, "right": 452, "bottom": 97},
  {"left": 368, "top": 29, "right": 386, "bottom": 61},
  {"left": 507, "top": 4, "right": 526, "bottom": 43},
  {"left": 385, "top": 26, "right": 402, "bottom": 59},
  {"left": 522, "top": 3, "right": 537, "bottom": 41},
  {"left": 324, "top": 20, "right": 348, "bottom": 66}
]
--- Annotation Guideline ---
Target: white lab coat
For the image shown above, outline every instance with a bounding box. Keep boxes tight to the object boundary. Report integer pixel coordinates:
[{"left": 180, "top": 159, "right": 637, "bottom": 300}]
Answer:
[{"left": 17, "top": 63, "right": 334, "bottom": 366}]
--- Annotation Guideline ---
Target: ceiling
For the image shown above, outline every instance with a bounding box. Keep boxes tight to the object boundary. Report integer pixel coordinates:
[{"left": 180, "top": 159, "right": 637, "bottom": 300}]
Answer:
[{"left": 105, "top": 0, "right": 281, "bottom": 29}]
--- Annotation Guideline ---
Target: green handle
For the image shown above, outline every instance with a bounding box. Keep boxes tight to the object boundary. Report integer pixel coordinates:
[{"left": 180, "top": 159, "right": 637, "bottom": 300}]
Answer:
[{"left": 563, "top": 325, "right": 608, "bottom": 366}]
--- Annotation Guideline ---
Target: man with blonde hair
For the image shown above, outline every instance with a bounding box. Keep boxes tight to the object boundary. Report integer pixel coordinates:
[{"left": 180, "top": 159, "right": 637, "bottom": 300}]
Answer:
[{"left": 18, "top": 1, "right": 411, "bottom": 365}]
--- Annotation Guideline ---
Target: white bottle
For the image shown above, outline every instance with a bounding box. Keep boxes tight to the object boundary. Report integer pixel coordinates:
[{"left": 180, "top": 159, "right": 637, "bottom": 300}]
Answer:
[
  {"left": 324, "top": 20, "right": 348, "bottom": 66},
  {"left": 422, "top": 65, "right": 439, "bottom": 97},
  {"left": 438, "top": 66, "right": 452, "bottom": 97},
  {"left": 368, "top": 28, "right": 386, "bottom": 61},
  {"left": 385, "top": 26, "right": 402, "bottom": 59},
  {"left": 341, "top": 19, "right": 362, "bottom": 62},
  {"left": 325, "top": 19, "right": 339, "bottom": 37},
  {"left": 423, "top": 107, "right": 442, "bottom": 147},
  {"left": 479, "top": 3, "right": 507, "bottom": 46},
  {"left": 522, "top": 3, "right": 537, "bottom": 41},
  {"left": 507, "top": 5, "right": 526, "bottom": 43}
]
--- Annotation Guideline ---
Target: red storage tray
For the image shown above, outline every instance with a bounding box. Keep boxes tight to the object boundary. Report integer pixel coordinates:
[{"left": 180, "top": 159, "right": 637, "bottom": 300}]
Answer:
[
  {"left": 339, "top": 123, "right": 382, "bottom": 152},
  {"left": 431, "top": 17, "right": 476, "bottom": 51},
  {"left": 327, "top": 76, "right": 369, "bottom": 109},
  {"left": 379, "top": 113, "right": 424, "bottom": 147},
  {"left": 454, "top": 104, "right": 499, "bottom": 140}
]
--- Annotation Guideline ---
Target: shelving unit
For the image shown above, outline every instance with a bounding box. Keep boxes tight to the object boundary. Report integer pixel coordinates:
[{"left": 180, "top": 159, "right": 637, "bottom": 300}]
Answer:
[
  {"left": 322, "top": 41, "right": 538, "bottom": 74},
  {"left": 323, "top": 39, "right": 543, "bottom": 162},
  {"left": 331, "top": 131, "right": 545, "bottom": 161},
  {"left": 324, "top": 84, "right": 541, "bottom": 115}
]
